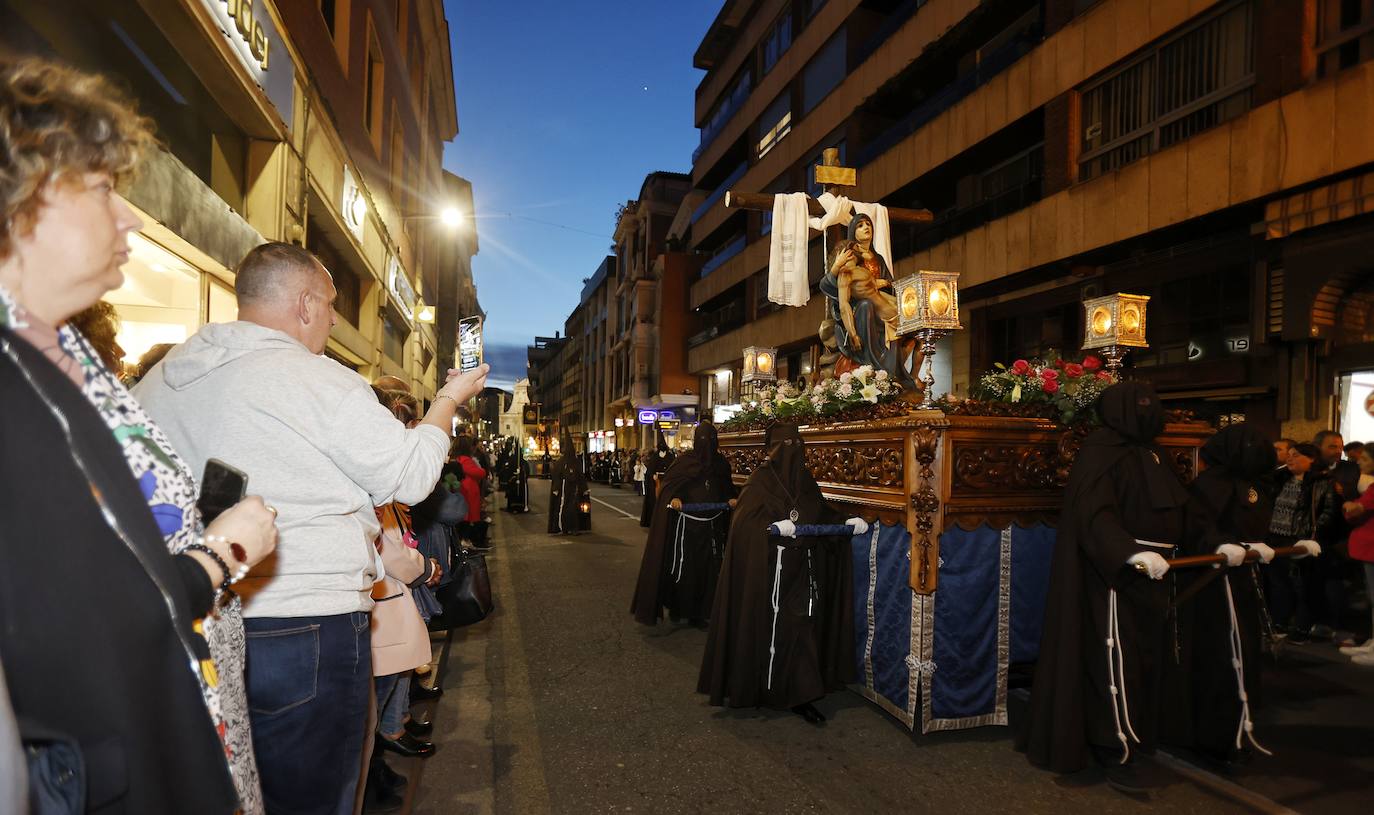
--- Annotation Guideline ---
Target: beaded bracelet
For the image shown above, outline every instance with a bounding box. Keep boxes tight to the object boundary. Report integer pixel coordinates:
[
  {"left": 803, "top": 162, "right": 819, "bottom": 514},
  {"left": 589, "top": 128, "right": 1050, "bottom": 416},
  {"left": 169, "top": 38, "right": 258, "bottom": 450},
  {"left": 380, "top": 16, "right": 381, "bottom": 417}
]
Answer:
[
  {"left": 184, "top": 541, "right": 233, "bottom": 599},
  {"left": 204, "top": 534, "right": 251, "bottom": 583}
]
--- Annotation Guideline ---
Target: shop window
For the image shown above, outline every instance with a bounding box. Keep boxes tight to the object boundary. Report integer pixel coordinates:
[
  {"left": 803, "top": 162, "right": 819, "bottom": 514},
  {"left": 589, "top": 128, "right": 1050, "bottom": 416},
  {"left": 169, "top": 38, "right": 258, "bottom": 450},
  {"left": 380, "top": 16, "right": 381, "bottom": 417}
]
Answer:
[
  {"left": 107, "top": 233, "right": 202, "bottom": 368},
  {"left": 801, "top": 31, "right": 846, "bottom": 115},
  {"left": 1317, "top": 0, "right": 1374, "bottom": 78},
  {"left": 1079, "top": 1, "right": 1253, "bottom": 181},
  {"left": 761, "top": 10, "right": 793, "bottom": 76},
  {"left": 207, "top": 278, "right": 238, "bottom": 325},
  {"left": 1131, "top": 266, "right": 1251, "bottom": 367},
  {"left": 756, "top": 92, "right": 792, "bottom": 158}
]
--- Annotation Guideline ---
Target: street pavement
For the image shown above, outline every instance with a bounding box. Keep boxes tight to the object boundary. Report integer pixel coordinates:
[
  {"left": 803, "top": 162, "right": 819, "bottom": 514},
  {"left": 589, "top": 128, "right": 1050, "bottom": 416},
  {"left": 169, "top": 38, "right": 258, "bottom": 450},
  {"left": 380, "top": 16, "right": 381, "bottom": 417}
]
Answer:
[{"left": 403, "top": 479, "right": 1371, "bottom": 815}]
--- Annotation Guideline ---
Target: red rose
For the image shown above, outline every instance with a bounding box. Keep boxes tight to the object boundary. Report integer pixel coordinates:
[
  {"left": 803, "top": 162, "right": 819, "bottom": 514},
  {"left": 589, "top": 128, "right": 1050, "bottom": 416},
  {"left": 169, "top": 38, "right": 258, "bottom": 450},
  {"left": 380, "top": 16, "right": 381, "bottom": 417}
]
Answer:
[
  {"left": 1011, "top": 359, "right": 1030, "bottom": 374},
  {"left": 1064, "top": 363, "right": 1084, "bottom": 378},
  {"left": 1042, "top": 378, "right": 1060, "bottom": 393},
  {"left": 1040, "top": 368, "right": 1059, "bottom": 380},
  {"left": 1054, "top": 358, "right": 1066, "bottom": 368},
  {"left": 1082, "top": 356, "right": 1102, "bottom": 371},
  {"left": 1096, "top": 370, "right": 1113, "bottom": 381}
]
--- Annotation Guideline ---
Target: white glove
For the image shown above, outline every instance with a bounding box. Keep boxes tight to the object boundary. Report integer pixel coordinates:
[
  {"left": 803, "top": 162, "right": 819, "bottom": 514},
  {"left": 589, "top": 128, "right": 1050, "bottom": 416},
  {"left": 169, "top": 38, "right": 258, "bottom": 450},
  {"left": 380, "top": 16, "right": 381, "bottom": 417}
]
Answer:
[
  {"left": 1128, "top": 551, "right": 1170, "bottom": 580},
  {"left": 1294, "top": 539, "right": 1322, "bottom": 559},
  {"left": 845, "top": 517, "right": 870, "bottom": 535},
  {"left": 771, "top": 519, "right": 797, "bottom": 538},
  {"left": 1247, "top": 542, "right": 1276, "bottom": 564},
  {"left": 1214, "top": 543, "right": 1247, "bottom": 567}
]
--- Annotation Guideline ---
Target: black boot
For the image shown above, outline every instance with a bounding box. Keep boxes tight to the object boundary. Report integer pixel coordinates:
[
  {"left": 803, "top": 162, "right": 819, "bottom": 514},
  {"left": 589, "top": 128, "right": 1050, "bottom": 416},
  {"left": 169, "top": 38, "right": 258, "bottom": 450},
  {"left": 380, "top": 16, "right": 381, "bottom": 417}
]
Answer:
[
  {"left": 410, "top": 680, "right": 442, "bottom": 701},
  {"left": 791, "top": 703, "right": 826, "bottom": 725},
  {"left": 363, "top": 760, "right": 404, "bottom": 813}
]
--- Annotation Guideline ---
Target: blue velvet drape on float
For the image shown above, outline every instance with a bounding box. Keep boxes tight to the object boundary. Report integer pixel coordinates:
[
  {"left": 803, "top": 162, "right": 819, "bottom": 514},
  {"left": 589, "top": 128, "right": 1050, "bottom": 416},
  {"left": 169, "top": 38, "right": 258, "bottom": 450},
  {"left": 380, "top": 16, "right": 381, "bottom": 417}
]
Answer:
[{"left": 850, "top": 521, "right": 1057, "bottom": 732}]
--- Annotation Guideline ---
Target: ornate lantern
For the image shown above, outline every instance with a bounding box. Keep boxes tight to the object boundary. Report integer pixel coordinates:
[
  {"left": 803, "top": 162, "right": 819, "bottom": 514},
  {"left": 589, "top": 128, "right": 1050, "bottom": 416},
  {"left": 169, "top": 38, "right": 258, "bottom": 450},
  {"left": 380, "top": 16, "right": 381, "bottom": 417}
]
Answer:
[
  {"left": 741, "top": 346, "right": 778, "bottom": 384},
  {"left": 1081, "top": 293, "right": 1150, "bottom": 374},
  {"left": 893, "top": 271, "right": 963, "bottom": 408}
]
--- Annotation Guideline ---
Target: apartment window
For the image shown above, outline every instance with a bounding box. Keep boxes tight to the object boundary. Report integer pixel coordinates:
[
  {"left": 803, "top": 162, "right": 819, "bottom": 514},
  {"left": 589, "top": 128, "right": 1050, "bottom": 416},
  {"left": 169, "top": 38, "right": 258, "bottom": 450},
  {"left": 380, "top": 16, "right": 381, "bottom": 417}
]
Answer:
[
  {"left": 762, "top": 11, "right": 793, "bottom": 76},
  {"left": 756, "top": 92, "right": 792, "bottom": 158},
  {"left": 1316, "top": 0, "right": 1374, "bottom": 78},
  {"left": 804, "top": 0, "right": 828, "bottom": 19},
  {"left": 801, "top": 31, "right": 846, "bottom": 114},
  {"left": 389, "top": 110, "right": 405, "bottom": 210},
  {"left": 1079, "top": 1, "right": 1253, "bottom": 181},
  {"left": 365, "top": 25, "right": 385, "bottom": 149},
  {"left": 381, "top": 306, "right": 409, "bottom": 364},
  {"left": 320, "top": 0, "right": 338, "bottom": 36}
]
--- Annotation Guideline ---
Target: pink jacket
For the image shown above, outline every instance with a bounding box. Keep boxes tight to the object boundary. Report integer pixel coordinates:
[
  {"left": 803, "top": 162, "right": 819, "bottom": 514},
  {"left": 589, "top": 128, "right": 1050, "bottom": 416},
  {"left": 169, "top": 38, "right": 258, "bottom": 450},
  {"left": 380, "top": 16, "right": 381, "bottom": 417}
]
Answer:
[
  {"left": 1349, "top": 487, "right": 1374, "bottom": 563},
  {"left": 371, "top": 504, "right": 433, "bottom": 676}
]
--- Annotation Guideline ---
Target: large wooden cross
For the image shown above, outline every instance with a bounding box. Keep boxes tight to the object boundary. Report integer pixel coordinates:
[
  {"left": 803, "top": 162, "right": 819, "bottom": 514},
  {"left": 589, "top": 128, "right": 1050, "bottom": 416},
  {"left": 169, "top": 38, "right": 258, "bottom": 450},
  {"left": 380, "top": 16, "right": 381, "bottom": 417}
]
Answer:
[{"left": 723, "top": 148, "right": 934, "bottom": 245}]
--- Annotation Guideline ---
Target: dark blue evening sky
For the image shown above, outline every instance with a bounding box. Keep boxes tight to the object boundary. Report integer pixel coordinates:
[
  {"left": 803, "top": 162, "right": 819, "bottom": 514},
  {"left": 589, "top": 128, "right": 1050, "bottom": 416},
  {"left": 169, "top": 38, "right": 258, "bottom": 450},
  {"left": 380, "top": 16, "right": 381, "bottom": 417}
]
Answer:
[{"left": 441, "top": 1, "right": 719, "bottom": 391}]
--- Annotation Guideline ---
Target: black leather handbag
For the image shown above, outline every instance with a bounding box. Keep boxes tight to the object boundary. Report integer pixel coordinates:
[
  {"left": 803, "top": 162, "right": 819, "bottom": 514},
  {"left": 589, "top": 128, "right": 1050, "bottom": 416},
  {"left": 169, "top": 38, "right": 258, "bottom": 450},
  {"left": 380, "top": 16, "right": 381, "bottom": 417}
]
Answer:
[{"left": 428, "top": 546, "right": 493, "bottom": 630}]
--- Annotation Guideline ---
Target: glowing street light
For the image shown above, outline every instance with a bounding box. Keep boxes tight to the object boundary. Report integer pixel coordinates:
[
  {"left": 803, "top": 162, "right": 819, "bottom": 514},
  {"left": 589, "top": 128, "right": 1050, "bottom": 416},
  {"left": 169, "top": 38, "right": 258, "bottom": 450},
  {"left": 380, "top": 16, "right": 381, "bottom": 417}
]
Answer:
[{"left": 441, "top": 207, "right": 463, "bottom": 228}]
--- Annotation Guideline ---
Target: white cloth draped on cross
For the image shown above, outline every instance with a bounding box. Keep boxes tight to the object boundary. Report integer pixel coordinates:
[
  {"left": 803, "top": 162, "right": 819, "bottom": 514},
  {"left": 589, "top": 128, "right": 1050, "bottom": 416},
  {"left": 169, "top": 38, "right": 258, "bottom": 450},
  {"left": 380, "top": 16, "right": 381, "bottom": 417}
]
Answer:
[{"left": 767, "top": 192, "right": 893, "bottom": 308}]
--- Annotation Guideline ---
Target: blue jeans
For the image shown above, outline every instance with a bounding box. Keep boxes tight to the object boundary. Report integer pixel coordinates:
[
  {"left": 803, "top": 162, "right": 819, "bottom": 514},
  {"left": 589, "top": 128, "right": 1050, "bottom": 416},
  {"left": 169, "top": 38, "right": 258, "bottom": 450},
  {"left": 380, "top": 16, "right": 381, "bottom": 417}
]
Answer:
[
  {"left": 245, "top": 612, "right": 371, "bottom": 815},
  {"left": 375, "top": 673, "right": 411, "bottom": 737}
]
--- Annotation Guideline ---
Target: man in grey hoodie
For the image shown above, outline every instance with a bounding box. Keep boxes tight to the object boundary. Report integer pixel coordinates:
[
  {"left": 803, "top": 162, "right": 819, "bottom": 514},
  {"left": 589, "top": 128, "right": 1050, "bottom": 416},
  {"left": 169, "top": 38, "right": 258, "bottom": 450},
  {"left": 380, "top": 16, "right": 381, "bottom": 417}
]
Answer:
[{"left": 135, "top": 242, "right": 488, "bottom": 815}]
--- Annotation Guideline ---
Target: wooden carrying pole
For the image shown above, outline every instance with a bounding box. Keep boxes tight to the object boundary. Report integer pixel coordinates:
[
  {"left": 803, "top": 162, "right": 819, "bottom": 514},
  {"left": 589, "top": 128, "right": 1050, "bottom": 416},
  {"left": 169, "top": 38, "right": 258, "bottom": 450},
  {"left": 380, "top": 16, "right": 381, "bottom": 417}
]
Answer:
[
  {"left": 723, "top": 191, "right": 935, "bottom": 224},
  {"left": 1140, "top": 545, "right": 1307, "bottom": 572}
]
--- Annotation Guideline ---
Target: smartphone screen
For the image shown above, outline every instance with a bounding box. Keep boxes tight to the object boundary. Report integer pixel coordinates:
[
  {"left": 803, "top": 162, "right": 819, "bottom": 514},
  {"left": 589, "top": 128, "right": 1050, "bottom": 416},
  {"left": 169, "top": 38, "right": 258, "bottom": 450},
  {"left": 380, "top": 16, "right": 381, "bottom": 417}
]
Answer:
[
  {"left": 458, "top": 315, "right": 484, "bottom": 372},
  {"left": 197, "top": 458, "right": 248, "bottom": 525}
]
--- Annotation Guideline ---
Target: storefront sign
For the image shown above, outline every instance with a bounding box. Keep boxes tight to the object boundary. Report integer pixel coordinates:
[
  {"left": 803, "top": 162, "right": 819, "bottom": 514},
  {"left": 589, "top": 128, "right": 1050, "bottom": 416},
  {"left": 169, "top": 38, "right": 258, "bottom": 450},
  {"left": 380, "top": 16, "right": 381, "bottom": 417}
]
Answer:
[
  {"left": 342, "top": 166, "right": 366, "bottom": 240},
  {"left": 387, "top": 256, "right": 417, "bottom": 323},
  {"left": 201, "top": 0, "right": 295, "bottom": 129},
  {"left": 458, "top": 316, "right": 484, "bottom": 373},
  {"left": 658, "top": 419, "right": 680, "bottom": 431},
  {"left": 614, "top": 418, "right": 625, "bottom": 427},
  {"left": 659, "top": 409, "right": 677, "bottom": 420},
  {"left": 638, "top": 409, "right": 658, "bottom": 424}
]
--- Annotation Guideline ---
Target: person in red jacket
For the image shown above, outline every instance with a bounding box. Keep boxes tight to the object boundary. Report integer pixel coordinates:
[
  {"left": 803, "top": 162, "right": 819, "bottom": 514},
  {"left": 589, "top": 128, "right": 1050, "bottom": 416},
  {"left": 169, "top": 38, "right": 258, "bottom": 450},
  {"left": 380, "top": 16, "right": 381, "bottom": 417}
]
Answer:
[
  {"left": 452, "top": 435, "right": 489, "bottom": 550},
  {"left": 1340, "top": 446, "right": 1374, "bottom": 663}
]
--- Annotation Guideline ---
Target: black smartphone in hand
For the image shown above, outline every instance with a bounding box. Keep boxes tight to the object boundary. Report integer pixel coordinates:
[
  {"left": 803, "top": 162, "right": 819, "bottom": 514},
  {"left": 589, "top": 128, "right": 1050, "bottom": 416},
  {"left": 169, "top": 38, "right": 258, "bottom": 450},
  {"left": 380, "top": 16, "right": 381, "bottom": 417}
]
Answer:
[{"left": 197, "top": 458, "right": 248, "bottom": 525}]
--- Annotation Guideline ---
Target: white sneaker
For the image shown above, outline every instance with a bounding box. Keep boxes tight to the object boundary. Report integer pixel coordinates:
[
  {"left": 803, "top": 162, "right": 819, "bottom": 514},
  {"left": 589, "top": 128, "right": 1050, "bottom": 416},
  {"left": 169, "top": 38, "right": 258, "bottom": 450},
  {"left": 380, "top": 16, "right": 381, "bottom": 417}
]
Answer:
[
  {"left": 1353, "top": 652, "right": 1374, "bottom": 666},
  {"left": 1339, "top": 639, "right": 1374, "bottom": 655}
]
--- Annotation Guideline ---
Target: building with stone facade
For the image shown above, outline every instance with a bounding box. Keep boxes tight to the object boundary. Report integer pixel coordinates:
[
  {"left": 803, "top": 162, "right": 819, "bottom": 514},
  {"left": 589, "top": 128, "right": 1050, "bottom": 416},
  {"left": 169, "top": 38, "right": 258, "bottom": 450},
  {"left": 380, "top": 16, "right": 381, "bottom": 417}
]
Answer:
[
  {"left": 1, "top": 0, "right": 475, "bottom": 401},
  {"left": 683, "top": 0, "right": 1374, "bottom": 441},
  {"left": 608, "top": 172, "right": 703, "bottom": 450}
]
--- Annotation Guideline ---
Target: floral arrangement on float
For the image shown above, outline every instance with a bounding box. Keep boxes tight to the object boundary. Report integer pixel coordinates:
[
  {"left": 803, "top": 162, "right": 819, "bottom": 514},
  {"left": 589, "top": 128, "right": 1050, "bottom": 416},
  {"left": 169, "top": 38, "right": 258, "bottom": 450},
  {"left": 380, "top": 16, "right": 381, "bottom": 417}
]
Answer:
[
  {"left": 722, "top": 365, "right": 907, "bottom": 429},
  {"left": 948, "top": 350, "right": 1115, "bottom": 426}
]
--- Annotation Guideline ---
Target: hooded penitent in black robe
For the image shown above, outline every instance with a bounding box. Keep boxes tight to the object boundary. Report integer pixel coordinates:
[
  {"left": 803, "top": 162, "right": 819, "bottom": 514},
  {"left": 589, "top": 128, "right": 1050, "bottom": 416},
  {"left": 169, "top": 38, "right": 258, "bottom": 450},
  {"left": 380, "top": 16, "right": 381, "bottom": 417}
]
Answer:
[
  {"left": 1162, "top": 423, "right": 1273, "bottom": 760},
  {"left": 640, "top": 427, "right": 675, "bottom": 527},
  {"left": 504, "top": 442, "right": 531, "bottom": 513},
  {"left": 631, "top": 423, "right": 737, "bottom": 625},
  {"left": 1020, "top": 382, "right": 1189, "bottom": 773},
  {"left": 548, "top": 432, "right": 591, "bottom": 534},
  {"left": 698, "top": 424, "right": 854, "bottom": 710}
]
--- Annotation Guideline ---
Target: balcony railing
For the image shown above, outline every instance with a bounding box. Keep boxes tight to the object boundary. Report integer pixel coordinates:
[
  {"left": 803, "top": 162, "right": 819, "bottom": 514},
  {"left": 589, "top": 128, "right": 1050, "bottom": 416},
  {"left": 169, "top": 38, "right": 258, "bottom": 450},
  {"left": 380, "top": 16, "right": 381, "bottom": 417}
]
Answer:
[
  {"left": 699, "top": 233, "right": 747, "bottom": 278},
  {"left": 853, "top": 28, "right": 1039, "bottom": 169},
  {"left": 896, "top": 145, "right": 1044, "bottom": 259},
  {"left": 693, "top": 73, "right": 754, "bottom": 164},
  {"left": 692, "top": 162, "right": 748, "bottom": 225}
]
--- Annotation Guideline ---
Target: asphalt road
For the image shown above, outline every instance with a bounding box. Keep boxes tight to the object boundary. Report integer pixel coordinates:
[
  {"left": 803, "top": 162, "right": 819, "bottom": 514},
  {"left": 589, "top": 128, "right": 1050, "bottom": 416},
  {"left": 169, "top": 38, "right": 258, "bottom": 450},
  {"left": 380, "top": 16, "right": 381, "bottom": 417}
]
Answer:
[{"left": 404, "top": 479, "right": 1351, "bottom": 815}]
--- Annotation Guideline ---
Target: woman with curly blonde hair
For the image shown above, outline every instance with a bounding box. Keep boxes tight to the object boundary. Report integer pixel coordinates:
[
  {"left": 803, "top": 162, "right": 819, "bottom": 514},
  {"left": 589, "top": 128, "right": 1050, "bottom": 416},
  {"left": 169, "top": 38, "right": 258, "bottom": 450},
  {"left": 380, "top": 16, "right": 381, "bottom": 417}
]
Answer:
[{"left": 0, "top": 56, "right": 277, "bottom": 813}]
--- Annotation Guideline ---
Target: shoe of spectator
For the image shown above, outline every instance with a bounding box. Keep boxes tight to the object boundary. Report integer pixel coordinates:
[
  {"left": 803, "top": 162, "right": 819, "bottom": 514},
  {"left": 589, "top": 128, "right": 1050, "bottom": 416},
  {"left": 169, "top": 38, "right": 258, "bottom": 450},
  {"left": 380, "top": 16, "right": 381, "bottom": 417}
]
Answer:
[
  {"left": 1353, "top": 652, "right": 1374, "bottom": 667},
  {"left": 1339, "top": 639, "right": 1374, "bottom": 655},
  {"left": 380, "top": 732, "right": 436, "bottom": 758},
  {"left": 410, "top": 681, "right": 443, "bottom": 701},
  {"left": 1310, "top": 624, "right": 1335, "bottom": 641},
  {"left": 377, "top": 759, "right": 407, "bottom": 794},
  {"left": 404, "top": 717, "right": 432, "bottom": 739}
]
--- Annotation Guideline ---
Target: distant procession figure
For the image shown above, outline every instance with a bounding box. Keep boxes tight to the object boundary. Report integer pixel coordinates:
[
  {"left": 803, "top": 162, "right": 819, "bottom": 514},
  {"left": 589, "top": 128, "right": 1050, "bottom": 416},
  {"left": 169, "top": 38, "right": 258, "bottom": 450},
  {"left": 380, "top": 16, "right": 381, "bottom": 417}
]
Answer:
[
  {"left": 548, "top": 431, "right": 591, "bottom": 535},
  {"left": 640, "top": 427, "right": 675, "bottom": 527},
  {"left": 1019, "top": 382, "right": 1188, "bottom": 793},
  {"left": 609, "top": 450, "right": 623, "bottom": 487},
  {"left": 505, "top": 438, "right": 531, "bottom": 513},
  {"left": 697, "top": 424, "right": 855, "bottom": 725},
  {"left": 631, "top": 422, "right": 737, "bottom": 626}
]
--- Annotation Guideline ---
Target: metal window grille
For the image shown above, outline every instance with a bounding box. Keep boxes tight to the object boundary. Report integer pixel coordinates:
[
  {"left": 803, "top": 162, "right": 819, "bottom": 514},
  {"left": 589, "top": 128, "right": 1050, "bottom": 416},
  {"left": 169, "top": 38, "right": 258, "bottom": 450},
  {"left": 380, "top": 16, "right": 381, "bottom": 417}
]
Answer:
[
  {"left": 1316, "top": 0, "right": 1374, "bottom": 78},
  {"left": 1078, "top": 1, "right": 1254, "bottom": 181}
]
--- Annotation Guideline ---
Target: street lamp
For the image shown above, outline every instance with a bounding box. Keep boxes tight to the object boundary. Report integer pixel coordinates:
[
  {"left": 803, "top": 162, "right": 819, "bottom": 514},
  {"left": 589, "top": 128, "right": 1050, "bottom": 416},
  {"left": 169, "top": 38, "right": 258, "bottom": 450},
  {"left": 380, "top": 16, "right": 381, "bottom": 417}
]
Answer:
[
  {"left": 893, "top": 270, "right": 963, "bottom": 408},
  {"left": 441, "top": 207, "right": 463, "bottom": 228},
  {"left": 1081, "top": 292, "right": 1150, "bottom": 375}
]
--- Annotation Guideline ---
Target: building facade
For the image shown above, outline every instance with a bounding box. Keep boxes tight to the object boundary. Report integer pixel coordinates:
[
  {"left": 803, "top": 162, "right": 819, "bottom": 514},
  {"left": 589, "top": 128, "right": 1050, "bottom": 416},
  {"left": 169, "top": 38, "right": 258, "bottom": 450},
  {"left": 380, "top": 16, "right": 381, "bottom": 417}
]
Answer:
[
  {"left": 609, "top": 172, "right": 701, "bottom": 450},
  {"left": 526, "top": 333, "right": 567, "bottom": 457},
  {"left": 684, "top": 0, "right": 1374, "bottom": 441},
  {"left": 1, "top": 0, "right": 472, "bottom": 401}
]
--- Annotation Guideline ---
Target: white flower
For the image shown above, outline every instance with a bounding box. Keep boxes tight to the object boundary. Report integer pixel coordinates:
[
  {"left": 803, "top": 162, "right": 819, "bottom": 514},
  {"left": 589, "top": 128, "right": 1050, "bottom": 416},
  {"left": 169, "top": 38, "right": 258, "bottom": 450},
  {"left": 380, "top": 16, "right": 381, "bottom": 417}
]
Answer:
[
  {"left": 875, "top": 369, "right": 889, "bottom": 381},
  {"left": 839, "top": 371, "right": 853, "bottom": 384},
  {"left": 838, "top": 383, "right": 853, "bottom": 397},
  {"left": 810, "top": 395, "right": 823, "bottom": 406},
  {"left": 861, "top": 384, "right": 879, "bottom": 403},
  {"left": 857, "top": 364, "right": 874, "bottom": 377},
  {"left": 813, "top": 384, "right": 825, "bottom": 394}
]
